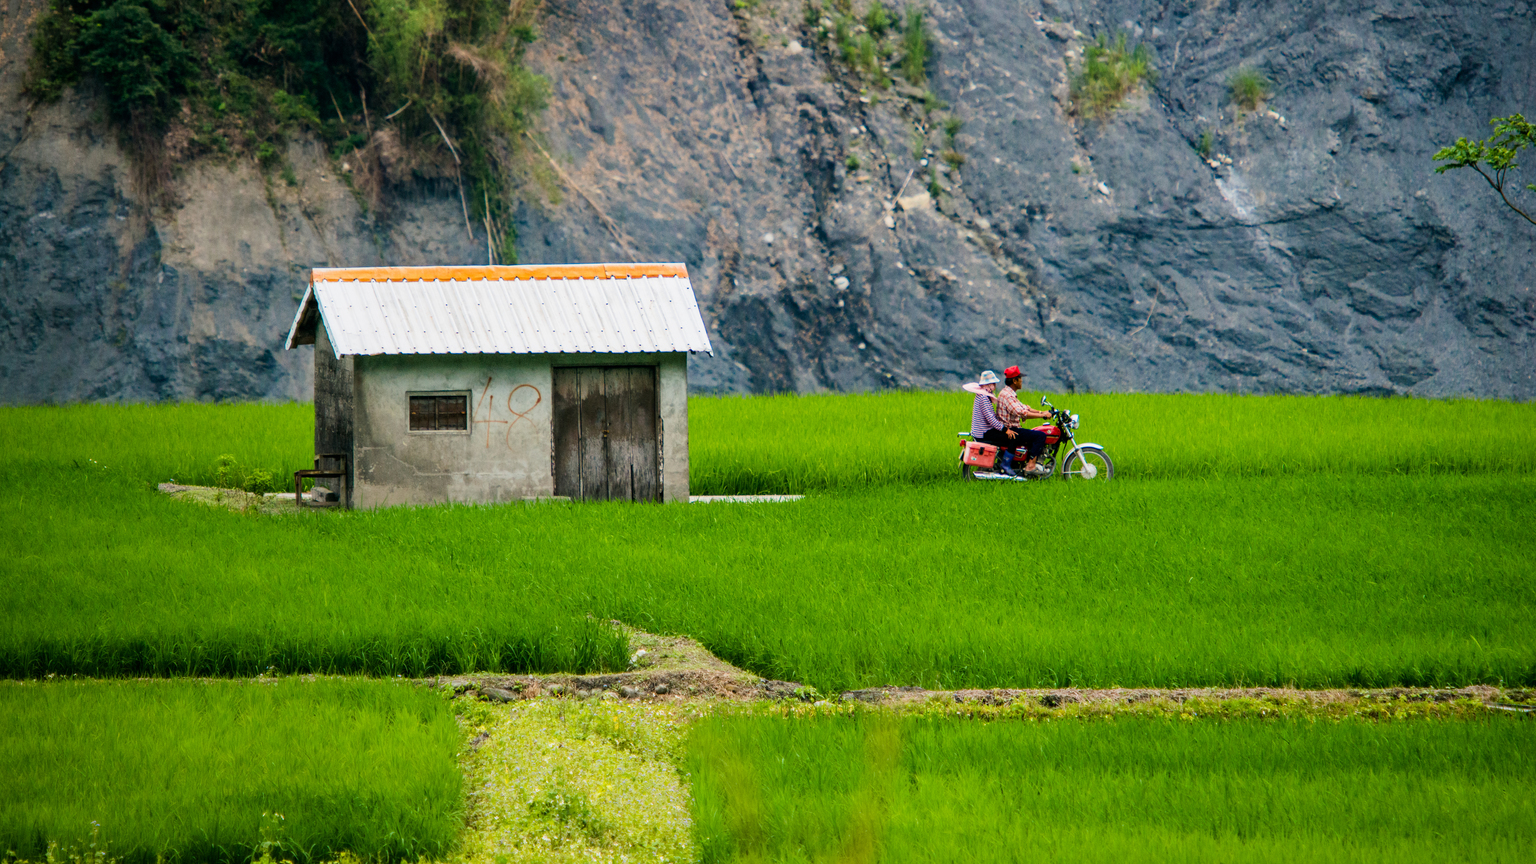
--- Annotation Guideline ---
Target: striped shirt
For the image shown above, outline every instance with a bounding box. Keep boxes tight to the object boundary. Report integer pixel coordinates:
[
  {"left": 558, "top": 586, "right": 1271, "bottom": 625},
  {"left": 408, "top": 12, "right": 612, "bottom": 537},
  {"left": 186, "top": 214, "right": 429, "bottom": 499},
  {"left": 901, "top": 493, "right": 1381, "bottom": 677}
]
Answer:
[{"left": 971, "top": 392, "right": 1004, "bottom": 438}]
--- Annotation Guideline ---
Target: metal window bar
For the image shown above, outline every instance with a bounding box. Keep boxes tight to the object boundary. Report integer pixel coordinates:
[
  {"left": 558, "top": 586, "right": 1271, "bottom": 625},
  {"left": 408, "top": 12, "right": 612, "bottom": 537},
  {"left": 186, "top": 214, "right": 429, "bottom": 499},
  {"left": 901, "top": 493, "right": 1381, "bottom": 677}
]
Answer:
[{"left": 409, "top": 395, "right": 467, "bottom": 430}]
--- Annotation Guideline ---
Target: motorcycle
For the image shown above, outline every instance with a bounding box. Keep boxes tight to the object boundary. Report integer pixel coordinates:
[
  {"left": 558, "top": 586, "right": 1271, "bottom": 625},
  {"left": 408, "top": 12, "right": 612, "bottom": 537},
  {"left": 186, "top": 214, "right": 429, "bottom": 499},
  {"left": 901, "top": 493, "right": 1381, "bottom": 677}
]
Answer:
[{"left": 957, "top": 395, "right": 1114, "bottom": 482}]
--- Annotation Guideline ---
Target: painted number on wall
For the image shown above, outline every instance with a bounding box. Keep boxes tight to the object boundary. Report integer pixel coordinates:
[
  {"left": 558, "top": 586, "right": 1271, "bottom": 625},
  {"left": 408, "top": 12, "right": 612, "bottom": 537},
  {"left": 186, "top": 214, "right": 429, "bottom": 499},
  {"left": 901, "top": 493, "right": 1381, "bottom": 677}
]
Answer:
[{"left": 472, "top": 376, "right": 543, "bottom": 449}]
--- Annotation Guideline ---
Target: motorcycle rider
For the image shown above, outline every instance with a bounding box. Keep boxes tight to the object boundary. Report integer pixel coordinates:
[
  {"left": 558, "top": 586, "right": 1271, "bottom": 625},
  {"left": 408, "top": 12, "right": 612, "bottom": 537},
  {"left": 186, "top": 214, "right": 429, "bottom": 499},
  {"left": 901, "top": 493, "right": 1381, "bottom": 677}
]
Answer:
[
  {"left": 995, "top": 365, "right": 1052, "bottom": 476},
  {"left": 970, "top": 370, "right": 1023, "bottom": 476}
]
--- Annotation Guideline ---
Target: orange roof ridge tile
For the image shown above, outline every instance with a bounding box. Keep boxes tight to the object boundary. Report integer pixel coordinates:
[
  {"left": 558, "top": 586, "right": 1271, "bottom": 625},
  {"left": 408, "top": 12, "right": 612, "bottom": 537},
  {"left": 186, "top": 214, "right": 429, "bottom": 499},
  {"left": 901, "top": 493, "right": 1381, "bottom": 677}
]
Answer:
[{"left": 309, "top": 263, "right": 688, "bottom": 284}]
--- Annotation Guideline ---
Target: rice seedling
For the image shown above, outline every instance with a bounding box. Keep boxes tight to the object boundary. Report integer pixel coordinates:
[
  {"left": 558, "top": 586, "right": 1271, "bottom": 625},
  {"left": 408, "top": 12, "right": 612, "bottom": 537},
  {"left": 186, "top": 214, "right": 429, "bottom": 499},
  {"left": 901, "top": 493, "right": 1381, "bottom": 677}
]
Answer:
[
  {"left": 7, "top": 393, "right": 1531, "bottom": 498},
  {"left": 689, "top": 390, "right": 1536, "bottom": 493},
  {"left": 0, "top": 679, "right": 461, "bottom": 864},
  {"left": 3, "top": 461, "right": 1531, "bottom": 691},
  {"left": 0, "top": 402, "right": 314, "bottom": 487},
  {"left": 1, "top": 395, "right": 1531, "bottom": 690},
  {"left": 688, "top": 713, "right": 1536, "bottom": 863}
]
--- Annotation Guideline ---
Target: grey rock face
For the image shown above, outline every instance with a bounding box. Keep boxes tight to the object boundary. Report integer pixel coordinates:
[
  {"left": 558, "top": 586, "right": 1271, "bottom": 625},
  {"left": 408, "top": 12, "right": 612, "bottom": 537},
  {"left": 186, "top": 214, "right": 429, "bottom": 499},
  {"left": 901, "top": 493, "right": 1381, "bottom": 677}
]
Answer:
[{"left": 1, "top": 0, "right": 1532, "bottom": 402}]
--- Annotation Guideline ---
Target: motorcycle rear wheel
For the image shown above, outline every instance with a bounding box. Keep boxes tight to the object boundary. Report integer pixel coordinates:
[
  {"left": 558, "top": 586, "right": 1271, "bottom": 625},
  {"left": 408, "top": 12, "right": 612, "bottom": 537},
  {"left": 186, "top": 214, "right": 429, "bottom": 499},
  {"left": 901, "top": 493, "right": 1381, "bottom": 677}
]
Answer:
[
  {"left": 1061, "top": 448, "right": 1114, "bottom": 481},
  {"left": 960, "top": 462, "right": 973, "bottom": 481}
]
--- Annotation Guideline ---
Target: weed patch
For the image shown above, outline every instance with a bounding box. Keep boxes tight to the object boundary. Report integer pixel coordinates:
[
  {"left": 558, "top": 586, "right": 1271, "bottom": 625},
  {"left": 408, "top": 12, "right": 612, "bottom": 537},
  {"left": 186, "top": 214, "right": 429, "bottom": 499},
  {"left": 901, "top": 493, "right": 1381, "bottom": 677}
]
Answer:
[
  {"left": 1070, "top": 32, "right": 1155, "bottom": 118},
  {"left": 1229, "top": 66, "right": 1271, "bottom": 111},
  {"left": 813, "top": 2, "right": 929, "bottom": 89},
  {"left": 457, "top": 699, "right": 696, "bottom": 864}
]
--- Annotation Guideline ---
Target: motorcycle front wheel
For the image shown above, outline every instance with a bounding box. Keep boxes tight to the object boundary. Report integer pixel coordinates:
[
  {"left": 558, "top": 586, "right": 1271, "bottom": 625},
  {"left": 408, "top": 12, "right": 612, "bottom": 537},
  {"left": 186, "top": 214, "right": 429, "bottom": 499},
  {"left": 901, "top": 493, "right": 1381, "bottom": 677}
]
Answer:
[{"left": 1061, "top": 448, "right": 1114, "bottom": 481}]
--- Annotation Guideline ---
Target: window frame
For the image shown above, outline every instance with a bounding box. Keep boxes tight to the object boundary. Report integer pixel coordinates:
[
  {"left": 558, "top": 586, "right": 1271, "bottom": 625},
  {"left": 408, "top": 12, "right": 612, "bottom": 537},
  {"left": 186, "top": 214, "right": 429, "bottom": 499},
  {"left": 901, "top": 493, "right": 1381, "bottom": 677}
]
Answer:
[{"left": 406, "top": 390, "right": 472, "bottom": 435}]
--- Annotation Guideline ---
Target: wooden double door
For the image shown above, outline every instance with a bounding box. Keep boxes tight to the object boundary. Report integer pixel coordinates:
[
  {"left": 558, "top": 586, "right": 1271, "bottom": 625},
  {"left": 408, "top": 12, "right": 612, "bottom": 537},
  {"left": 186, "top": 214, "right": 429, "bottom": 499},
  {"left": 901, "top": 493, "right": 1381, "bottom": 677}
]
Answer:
[{"left": 552, "top": 366, "right": 660, "bottom": 501}]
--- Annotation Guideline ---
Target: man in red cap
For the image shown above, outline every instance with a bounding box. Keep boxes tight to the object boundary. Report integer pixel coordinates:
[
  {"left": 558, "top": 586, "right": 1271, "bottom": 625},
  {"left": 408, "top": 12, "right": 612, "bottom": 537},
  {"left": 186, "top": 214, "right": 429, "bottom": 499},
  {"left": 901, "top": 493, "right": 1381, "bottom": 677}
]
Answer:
[{"left": 995, "top": 366, "right": 1052, "bottom": 475}]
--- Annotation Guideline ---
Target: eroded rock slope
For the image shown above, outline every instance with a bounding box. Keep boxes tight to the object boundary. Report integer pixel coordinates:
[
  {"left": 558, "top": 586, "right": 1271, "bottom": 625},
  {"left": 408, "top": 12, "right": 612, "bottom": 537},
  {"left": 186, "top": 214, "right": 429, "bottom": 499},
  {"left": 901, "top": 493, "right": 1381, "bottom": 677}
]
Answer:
[{"left": 2, "top": 0, "right": 1532, "bottom": 401}]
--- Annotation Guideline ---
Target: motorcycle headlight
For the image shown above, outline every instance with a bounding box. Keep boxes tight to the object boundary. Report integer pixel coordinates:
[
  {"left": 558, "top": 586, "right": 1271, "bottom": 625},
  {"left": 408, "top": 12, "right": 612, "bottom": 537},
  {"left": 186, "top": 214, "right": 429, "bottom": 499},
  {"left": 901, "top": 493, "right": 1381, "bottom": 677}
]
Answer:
[{"left": 1070, "top": 413, "right": 1080, "bottom": 429}]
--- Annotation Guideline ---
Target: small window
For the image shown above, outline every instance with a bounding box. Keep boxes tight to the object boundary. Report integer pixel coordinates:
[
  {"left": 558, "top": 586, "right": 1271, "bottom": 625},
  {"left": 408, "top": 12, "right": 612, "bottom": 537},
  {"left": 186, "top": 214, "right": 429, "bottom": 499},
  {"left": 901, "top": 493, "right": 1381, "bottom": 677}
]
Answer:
[{"left": 409, "top": 394, "right": 468, "bottom": 431}]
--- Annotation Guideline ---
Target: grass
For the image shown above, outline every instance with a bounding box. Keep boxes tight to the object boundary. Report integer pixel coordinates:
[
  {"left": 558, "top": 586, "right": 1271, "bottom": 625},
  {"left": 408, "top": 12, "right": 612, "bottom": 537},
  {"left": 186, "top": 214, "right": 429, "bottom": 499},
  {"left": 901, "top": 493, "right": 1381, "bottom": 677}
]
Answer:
[
  {"left": 1, "top": 395, "right": 1533, "bottom": 691},
  {"left": 823, "top": 3, "right": 926, "bottom": 89},
  {"left": 899, "top": 6, "right": 929, "bottom": 85},
  {"left": 455, "top": 698, "right": 697, "bottom": 864},
  {"left": 21, "top": 392, "right": 1535, "bottom": 495},
  {"left": 689, "top": 390, "right": 1536, "bottom": 492},
  {"left": 1230, "top": 66, "right": 1272, "bottom": 111},
  {"left": 0, "top": 679, "right": 461, "bottom": 864},
  {"left": 688, "top": 712, "right": 1536, "bottom": 863},
  {"left": 1071, "top": 31, "right": 1155, "bottom": 117},
  {"left": 2, "top": 473, "right": 1532, "bottom": 691}
]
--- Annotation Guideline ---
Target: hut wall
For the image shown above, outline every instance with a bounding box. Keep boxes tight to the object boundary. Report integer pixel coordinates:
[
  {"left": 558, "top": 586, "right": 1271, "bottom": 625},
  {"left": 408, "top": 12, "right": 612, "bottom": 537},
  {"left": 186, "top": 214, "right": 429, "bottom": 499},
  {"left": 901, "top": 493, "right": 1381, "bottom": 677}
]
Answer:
[
  {"left": 349, "top": 352, "right": 689, "bottom": 507},
  {"left": 313, "top": 326, "right": 355, "bottom": 504}
]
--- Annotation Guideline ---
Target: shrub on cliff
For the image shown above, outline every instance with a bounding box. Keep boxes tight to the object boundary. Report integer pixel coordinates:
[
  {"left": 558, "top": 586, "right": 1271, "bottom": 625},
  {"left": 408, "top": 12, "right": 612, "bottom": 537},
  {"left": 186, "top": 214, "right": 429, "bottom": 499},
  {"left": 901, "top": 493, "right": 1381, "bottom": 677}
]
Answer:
[
  {"left": 1229, "top": 67, "right": 1271, "bottom": 111},
  {"left": 1070, "top": 32, "right": 1155, "bottom": 118},
  {"left": 900, "top": 6, "right": 930, "bottom": 85},
  {"left": 24, "top": 0, "right": 545, "bottom": 252},
  {"left": 64, "top": 1, "right": 192, "bottom": 123}
]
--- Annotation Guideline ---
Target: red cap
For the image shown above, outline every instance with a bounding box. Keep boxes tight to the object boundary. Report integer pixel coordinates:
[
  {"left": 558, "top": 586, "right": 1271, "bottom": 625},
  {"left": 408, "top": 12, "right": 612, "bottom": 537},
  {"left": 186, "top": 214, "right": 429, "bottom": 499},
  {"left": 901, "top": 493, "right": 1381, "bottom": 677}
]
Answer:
[{"left": 1003, "top": 365, "right": 1021, "bottom": 379}]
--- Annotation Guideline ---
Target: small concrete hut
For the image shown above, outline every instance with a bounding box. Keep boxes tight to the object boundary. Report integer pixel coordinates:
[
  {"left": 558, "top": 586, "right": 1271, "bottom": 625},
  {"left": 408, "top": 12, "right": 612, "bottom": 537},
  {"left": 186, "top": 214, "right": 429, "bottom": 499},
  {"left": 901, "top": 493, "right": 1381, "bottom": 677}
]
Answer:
[{"left": 284, "top": 263, "right": 713, "bottom": 508}]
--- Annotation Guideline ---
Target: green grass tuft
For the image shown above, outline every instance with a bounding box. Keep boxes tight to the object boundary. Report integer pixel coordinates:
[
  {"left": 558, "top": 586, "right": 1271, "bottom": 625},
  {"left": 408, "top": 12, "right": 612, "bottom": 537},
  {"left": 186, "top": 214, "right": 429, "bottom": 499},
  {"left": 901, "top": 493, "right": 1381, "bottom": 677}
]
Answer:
[
  {"left": 1229, "top": 66, "right": 1272, "bottom": 111},
  {"left": 1070, "top": 31, "right": 1155, "bottom": 118},
  {"left": 899, "top": 6, "right": 929, "bottom": 85},
  {"left": 863, "top": 2, "right": 891, "bottom": 37}
]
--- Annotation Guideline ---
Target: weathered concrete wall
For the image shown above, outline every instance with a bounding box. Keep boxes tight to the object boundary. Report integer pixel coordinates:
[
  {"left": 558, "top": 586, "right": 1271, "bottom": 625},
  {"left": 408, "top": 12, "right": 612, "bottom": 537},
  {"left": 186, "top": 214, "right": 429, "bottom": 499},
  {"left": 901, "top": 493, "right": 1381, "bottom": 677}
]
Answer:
[
  {"left": 655, "top": 352, "right": 689, "bottom": 504},
  {"left": 348, "top": 352, "right": 688, "bottom": 508},
  {"left": 313, "top": 326, "right": 355, "bottom": 502}
]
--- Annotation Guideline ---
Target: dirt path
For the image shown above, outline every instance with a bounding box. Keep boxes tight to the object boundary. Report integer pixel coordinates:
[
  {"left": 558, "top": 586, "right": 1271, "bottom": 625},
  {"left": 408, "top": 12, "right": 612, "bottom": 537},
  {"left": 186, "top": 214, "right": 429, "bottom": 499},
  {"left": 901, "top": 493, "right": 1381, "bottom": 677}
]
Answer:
[{"left": 430, "top": 625, "right": 1534, "bottom": 713}]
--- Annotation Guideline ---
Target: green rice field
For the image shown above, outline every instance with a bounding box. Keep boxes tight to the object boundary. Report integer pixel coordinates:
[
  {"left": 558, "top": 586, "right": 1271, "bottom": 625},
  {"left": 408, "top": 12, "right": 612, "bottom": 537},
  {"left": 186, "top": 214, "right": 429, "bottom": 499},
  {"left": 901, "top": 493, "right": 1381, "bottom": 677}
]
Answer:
[
  {"left": 2, "top": 393, "right": 1534, "bottom": 864},
  {"left": 4, "top": 392, "right": 1531, "bottom": 492},
  {"left": 1, "top": 395, "right": 1533, "bottom": 690},
  {"left": 687, "top": 712, "right": 1536, "bottom": 863},
  {"left": 0, "top": 679, "right": 461, "bottom": 864},
  {"left": 691, "top": 390, "right": 1536, "bottom": 491}
]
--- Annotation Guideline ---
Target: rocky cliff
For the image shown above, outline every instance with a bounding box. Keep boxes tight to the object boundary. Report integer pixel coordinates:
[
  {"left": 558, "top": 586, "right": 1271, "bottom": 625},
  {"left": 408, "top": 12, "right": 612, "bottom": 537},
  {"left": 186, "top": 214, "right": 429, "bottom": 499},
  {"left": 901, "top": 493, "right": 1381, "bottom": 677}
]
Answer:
[{"left": 2, "top": 0, "right": 1533, "bottom": 402}]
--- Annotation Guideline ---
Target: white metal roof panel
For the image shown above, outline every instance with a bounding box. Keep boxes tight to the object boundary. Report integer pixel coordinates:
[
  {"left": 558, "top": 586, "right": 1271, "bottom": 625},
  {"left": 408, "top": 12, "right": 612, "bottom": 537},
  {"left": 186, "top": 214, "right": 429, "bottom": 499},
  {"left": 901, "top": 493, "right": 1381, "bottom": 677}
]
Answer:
[{"left": 284, "top": 264, "right": 713, "bottom": 357}]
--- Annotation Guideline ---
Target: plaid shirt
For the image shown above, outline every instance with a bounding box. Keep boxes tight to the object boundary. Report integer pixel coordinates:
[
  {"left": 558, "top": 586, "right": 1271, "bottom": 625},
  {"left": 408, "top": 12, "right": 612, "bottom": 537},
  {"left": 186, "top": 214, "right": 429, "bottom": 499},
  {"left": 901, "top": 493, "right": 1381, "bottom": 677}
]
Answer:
[{"left": 995, "top": 385, "right": 1032, "bottom": 427}]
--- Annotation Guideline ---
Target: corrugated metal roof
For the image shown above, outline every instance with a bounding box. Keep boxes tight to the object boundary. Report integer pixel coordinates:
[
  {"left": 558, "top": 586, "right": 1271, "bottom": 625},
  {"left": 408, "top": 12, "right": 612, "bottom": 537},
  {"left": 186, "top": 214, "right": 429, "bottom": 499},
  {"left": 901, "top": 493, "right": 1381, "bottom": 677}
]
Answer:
[{"left": 284, "top": 264, "right": 713, "bottom": 357}]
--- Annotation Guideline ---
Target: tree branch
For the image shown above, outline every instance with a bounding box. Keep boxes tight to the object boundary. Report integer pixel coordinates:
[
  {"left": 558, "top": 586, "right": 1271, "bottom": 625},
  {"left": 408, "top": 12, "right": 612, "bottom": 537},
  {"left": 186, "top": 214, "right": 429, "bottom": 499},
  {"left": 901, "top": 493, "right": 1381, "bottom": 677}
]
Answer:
[{"left": 1471, "top": 164, "right": 1536, "bottom": 226}]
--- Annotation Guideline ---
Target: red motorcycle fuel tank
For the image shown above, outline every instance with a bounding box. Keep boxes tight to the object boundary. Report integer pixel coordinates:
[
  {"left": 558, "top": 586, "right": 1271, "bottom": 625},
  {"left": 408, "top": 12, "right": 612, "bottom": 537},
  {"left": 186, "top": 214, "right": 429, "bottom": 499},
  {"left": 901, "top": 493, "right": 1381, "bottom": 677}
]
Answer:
[{"left": 1033, "top": 425, "right": 1062, "bottom": 444}]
